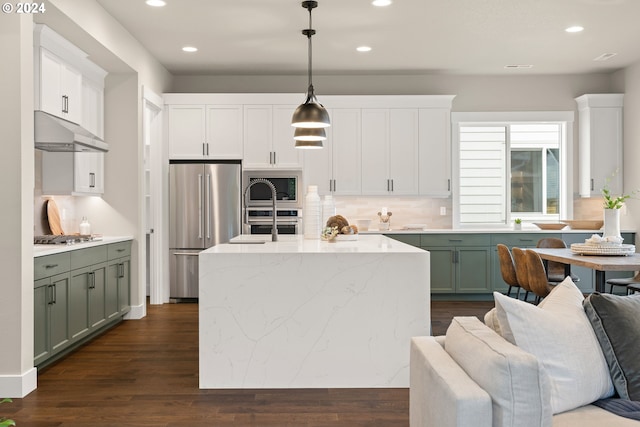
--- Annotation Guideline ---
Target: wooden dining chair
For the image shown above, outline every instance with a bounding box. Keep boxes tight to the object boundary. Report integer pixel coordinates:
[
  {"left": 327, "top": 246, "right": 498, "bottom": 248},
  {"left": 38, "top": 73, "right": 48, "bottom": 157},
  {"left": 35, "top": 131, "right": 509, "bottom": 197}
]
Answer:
[
  {"left": 497, "top": 244, "right": 521, "bottom": 298},
  {"left": 525, "top": 250, "right": 556, "bottom": 304},
  {"left": 511, "top": 247, "right": 532, "bottom": 302},
  {"left": 536, "top": 237, "right": 580, "bottom": 284}
]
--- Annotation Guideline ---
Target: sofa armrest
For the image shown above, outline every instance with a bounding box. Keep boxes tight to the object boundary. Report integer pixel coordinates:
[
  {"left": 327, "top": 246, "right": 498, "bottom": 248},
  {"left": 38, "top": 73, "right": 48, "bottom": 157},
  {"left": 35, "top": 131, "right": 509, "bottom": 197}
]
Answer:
[{"left": 410, "top": 336, "right": 492, "bottom": 427}]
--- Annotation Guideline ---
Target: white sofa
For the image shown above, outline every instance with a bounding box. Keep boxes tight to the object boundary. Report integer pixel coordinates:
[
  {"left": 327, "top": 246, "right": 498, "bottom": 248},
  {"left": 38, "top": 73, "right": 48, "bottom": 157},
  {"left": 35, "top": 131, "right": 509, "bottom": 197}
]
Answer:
[
  {"left": 409, "top": 278, "right": 640, "bottom": 427},
  {"left": 409, "top": 320, "right": 640, "bottom": 427}
]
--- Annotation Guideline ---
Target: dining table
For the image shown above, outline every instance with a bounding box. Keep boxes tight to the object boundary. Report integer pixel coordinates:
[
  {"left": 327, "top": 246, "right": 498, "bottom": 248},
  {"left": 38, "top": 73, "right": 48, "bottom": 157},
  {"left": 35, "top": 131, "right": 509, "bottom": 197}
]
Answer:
[{"left": 530, "top": 247, "right": 640, "bottom": 293}]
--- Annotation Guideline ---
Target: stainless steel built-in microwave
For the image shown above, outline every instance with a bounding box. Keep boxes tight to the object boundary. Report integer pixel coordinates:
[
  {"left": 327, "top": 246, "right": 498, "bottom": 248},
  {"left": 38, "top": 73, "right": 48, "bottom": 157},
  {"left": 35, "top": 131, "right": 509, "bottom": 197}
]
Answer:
[{"left": 242, "top": 170, "right": 302, "bottom": 207}]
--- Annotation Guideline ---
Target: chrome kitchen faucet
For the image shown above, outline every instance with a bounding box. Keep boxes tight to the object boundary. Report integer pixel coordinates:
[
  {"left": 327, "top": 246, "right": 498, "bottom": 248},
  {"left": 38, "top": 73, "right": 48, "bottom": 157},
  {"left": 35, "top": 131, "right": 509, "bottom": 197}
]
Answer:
[{"left": 243, "top": 179, "right": 278, "bottom": 242}]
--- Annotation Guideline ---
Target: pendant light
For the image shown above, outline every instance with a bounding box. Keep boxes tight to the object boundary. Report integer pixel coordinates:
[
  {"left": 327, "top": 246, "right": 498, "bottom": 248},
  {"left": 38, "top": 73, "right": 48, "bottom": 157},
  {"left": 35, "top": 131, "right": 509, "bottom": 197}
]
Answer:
[
  {"left": 292, "top": 0, "right": 330, "bottom": 148},
  {"left": 293, "top": 127, "right": 326, "bottom": 149}
]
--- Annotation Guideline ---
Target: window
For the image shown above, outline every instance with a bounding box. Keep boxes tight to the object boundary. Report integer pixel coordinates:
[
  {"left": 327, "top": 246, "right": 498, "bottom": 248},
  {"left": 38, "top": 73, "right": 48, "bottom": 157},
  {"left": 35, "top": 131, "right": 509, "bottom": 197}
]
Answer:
[{"left": 453, "top": 112, "right": 573, "bottom": 227}]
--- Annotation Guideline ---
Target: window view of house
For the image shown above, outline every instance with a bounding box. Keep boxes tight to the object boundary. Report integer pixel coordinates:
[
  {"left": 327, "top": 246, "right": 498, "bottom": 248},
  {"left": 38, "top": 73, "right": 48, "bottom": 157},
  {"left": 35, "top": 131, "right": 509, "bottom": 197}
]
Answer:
[{"left": 459, "top": 123, "right": 562, "bottom": 225}]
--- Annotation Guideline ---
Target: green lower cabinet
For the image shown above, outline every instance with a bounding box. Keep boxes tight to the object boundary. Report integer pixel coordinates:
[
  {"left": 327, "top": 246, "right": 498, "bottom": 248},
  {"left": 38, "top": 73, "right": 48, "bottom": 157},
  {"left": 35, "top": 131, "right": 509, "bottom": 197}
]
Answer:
[
  {"left": 118, "top": 258, "right": 131, "bottom": 315},
  {"left": 106, "top": 257, "right": 131, "bottom": 320},
  {"left": 423, "top": 247, "right": 455, "bottom": 293},
  {"left": 456, "top": 247, "right": 491, "bottom": 293},
  {"left": 34, "top": 272, "right": 71, "bottom": 366}
]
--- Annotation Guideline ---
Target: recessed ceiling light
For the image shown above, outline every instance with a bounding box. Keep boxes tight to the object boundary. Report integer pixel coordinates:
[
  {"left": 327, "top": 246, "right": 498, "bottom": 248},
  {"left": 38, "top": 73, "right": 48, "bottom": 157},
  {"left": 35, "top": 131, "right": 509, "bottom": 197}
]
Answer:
[
  {"left": 372, "top": 0, "right": 392, "bottom": 6},
  {"left": 146, "top": 0, "right": 166, "bottom": 6},
  {"left": 356, "top": 46, "right": 372, "bottom": 52},
  {"left": 565, "top": 26, "right": 584, "bottom": 33},
  {"left": 182, "top": 46, "right": 198, "bottom": 53}
]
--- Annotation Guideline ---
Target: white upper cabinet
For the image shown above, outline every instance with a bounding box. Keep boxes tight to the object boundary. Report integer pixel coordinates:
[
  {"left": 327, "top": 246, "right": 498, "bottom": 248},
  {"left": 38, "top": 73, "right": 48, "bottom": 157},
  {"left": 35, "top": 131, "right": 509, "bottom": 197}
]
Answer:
[
  {"left": 38, "top": 47, "right": 83, "bottom": 124},
  {"left": 42, "top": 151, "right": 104, "bottom": 196},
  {"left": 243, "top": 105, "right": 302, "bottom": 169},
  {"left": 419, "top": 108, "right": 452, "bottom": 197},
  {"left": 206, "top": 105, "right": 243, "bottom": 159},
  {"left": 361, "top": 108, "right": 419, "bottom": 195},
  {"left": 167, "top": 104, "right": 243, "bottom": 159},
  {"left": 575, "top": 94, "right": 624, "bottom": 197},
  {"left": 303, "top": 108, "right": 361, "bottom": 195},
  {"left": 167, "top": 105, "right": 206, "bottom": 158}
]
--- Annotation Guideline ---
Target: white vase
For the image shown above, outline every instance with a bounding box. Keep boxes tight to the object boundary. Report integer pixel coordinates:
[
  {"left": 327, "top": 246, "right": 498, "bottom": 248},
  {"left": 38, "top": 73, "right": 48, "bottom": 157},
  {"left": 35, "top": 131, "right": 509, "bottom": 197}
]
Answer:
[{"left": 603, "top": 208, "right": 621, "bottom": 238}]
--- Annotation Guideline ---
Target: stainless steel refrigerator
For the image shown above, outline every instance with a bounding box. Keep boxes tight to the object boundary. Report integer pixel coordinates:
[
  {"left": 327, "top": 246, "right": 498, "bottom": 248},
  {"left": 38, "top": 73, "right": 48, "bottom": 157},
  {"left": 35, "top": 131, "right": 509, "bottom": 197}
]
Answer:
[{"left": 169, "top": 161, "right": 241, "bottom": 299}]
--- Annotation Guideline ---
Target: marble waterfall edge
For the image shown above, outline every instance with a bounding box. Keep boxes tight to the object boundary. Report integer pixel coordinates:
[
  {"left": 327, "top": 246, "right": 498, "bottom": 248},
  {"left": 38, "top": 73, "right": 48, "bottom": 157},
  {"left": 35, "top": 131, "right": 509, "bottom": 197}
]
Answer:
[{"left": 198, "top": 235, "right": 430, "bottom": 388}]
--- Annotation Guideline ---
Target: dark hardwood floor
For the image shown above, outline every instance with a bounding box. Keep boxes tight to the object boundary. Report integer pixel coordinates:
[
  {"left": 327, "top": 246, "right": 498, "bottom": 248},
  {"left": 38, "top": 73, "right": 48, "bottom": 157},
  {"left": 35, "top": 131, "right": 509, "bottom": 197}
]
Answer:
[{"left": 4, "top": 300, "right": 494, "bottom": 427}]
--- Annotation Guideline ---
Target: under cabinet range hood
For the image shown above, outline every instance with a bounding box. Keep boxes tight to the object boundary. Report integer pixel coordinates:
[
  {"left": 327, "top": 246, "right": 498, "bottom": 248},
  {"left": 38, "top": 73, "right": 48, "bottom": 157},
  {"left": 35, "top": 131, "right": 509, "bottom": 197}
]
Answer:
[{"left": 34, "top": 111, "right": 108, "bottom": 153}]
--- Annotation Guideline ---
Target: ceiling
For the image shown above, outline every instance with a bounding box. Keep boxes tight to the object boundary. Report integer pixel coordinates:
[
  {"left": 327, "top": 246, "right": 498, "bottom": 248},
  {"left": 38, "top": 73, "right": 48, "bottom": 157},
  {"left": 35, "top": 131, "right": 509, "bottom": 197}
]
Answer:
[{"left": 95, "top": 0, "right": 640, "bottom": 76}]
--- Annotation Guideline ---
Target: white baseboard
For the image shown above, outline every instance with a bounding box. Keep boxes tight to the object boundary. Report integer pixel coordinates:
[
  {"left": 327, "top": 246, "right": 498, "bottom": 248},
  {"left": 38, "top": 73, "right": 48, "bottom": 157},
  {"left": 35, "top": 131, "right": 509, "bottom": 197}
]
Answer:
[
  {"left": 124, "top": 302, "right": 146, "bottom": 320},
  {"left": 0, "top": 367, "right": 37, "bottom": 398}
]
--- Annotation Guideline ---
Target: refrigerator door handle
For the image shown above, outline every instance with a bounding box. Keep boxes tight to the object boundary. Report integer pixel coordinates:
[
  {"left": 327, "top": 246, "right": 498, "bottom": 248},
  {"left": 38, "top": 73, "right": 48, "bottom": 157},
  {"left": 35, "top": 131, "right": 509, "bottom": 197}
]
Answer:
[
  {"left": 198, "top": 174, "right": 203, "bottom": 239},
  {"left": 173, "top": 252, "right": 200, "bottom": 256},
  {"left": 205, "top": 173, "right": 211, "bottom": 239}
]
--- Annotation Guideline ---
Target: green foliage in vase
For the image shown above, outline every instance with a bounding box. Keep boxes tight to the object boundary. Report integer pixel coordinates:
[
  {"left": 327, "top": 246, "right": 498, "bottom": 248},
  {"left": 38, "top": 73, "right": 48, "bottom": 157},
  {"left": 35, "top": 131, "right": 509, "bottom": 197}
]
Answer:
[{"left": 601, "top": 170, "right": 638, "bottom": 209}]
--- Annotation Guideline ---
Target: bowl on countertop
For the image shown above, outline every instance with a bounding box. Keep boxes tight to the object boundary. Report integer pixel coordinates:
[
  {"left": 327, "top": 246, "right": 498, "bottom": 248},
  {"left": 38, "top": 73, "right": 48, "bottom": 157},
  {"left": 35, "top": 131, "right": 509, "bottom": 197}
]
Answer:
[
  {"left": 355, "top": 219, "right": 372, "bottom": 231},
  {"left": 562, "top": 220, "right": 604, "bottom": 230},
  {"left": 533, "top": 222, "right": 567, "bottom": 230}
]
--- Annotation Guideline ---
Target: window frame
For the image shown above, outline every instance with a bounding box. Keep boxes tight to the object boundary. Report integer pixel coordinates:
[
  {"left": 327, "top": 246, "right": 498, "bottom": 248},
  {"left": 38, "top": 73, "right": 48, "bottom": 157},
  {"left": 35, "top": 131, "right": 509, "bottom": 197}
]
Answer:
[{"left": 452, "top": 111, "right": 575, "bottom": 229}]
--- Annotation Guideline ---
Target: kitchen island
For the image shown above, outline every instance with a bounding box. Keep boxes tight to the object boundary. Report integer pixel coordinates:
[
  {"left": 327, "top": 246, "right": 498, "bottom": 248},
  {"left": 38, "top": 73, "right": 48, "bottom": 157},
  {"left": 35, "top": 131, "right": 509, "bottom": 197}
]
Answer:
[{"left": 198, "top": 234, "right": 430, "bottom": 389}]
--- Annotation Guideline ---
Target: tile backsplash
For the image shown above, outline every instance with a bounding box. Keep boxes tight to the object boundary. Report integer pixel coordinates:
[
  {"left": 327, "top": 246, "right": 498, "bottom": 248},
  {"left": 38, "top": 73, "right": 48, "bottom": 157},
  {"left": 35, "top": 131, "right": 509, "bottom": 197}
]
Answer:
[{"left": 331, "top": 196, "right": 453, "bottom": 230}]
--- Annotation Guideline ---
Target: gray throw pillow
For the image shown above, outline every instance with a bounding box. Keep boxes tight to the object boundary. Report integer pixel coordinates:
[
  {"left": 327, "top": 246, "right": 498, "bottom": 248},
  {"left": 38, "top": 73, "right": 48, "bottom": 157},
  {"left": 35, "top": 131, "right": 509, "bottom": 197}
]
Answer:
[{"left": 583, "top": 293, "right": 640, "bottom": 400}]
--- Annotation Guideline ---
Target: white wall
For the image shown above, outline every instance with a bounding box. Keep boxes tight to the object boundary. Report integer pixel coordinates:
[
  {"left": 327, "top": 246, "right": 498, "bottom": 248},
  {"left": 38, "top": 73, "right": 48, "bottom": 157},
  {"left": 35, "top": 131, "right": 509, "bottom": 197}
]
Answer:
[
  {"left": 0, "top": 13, "right": 37, "bottom": 397},
  {"left": 612, "top": 62, "right": 640, "bottom": 232}
]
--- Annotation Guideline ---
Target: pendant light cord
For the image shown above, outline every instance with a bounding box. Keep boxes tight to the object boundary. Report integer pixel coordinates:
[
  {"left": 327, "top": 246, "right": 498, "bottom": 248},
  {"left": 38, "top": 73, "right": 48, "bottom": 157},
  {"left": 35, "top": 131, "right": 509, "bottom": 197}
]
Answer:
[{"left": 303, "top": 1, "right": 317, "bottom": 102}]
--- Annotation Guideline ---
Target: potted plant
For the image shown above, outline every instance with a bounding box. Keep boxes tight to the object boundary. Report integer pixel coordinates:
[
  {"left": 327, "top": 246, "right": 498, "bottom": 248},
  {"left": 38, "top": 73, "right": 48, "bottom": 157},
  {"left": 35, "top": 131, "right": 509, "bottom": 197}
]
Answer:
[
  {"left": 513, "top": 218, "right": 522, "bottom": 230},
  {"left": 601, "top": 171, "right": 637, "bottom": 238},
  {"left": 0, "top": 398, "right": 15, "bottom": 427}
]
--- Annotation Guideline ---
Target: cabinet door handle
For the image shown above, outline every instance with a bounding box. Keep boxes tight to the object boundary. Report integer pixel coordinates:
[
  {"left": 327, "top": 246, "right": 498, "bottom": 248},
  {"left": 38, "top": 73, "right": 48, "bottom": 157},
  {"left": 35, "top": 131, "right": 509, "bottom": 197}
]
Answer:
[
  {"left": 333, "top": 179, "right": 336, "bottom": 192},
  {"left": 391, "top": 179, "right": 394, "bottom": 192},
  {"left": 89, "top": 172, "right": 96, "bottom": 188},
  {"left": 118, "top": 263, "right": 125, "bottom": 279},
  {"left": 206, "top": 143, "right": 210, "bottom": 156},
  {"left": 205, "top": 173, "right": 211, "bottom": 239},
  {"left": 88, "top": 271, "right": 95, "bottom": 289},
  {"left": 273, "top": 151, "right": 277, "bottom": 165},
  {"left": 61, "top": 95, "right": 66, "bottom": 113},
  {"left": 448, "top": 179, "right": 451, "bottom": 192},
  {"left": 52, "top": 284, "right": 57, "bottom": 304},
  {"left": 45, "top": 264, "right": 59, "bottom": 269},
  {"left": 591, "top": 178, "right": 594, "bottom": 191}
]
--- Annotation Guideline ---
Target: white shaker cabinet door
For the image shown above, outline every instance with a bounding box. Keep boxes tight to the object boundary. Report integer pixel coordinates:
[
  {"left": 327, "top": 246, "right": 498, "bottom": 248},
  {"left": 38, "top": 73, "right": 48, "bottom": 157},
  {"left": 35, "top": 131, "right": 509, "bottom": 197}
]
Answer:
[
  {"left": 361, "top": 109, "right": 390, "bottom": 195},
  {"left": 272, "top": 106, "right": 302, "bottom": 168},
  {"left": 39, "top": 48, "right": 83, "bottom": 124},
  {"left": 243, "top": 105, "right": 273, "bottom": 168},
  {"left": 419, "top": 108, "right": 451, "bottom": 197},
  {"left": 167, "top": 105, "right": 207, "bottom": 159},
  {"left": 205, "top": 105, "right": 243, "bottom": 159},
  {"left": 74, "top": 152, "right": 104, "bottom": 195},
  {"left": 330, "top": 109, "right": 361, "bottom": 195},
  {"left": 388, "top": 109, "right": 419, "bottom": 195}
]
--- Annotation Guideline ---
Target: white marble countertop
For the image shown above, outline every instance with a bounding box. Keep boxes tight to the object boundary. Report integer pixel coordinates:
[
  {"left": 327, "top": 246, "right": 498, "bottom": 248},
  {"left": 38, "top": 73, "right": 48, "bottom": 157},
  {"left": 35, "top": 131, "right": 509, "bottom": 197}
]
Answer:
[
  {"left": 34, "top": 236, "right": 134, "bottom": 257},
  {"left": 204, "top": 234, "right": 424, "bottom": 254}
]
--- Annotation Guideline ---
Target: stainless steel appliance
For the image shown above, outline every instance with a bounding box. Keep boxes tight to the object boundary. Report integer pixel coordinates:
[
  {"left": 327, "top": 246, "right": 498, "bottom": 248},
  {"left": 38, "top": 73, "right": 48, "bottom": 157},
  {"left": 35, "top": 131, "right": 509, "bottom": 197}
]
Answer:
[
  {"left": 169, "top": 161, "right": 241, "bottom": 299},
  {"left": 242, "top": 170, "right": 302, "bottom": 208},
  {"left": 245, "top": 208, "right": 302, "bottom": 235}
]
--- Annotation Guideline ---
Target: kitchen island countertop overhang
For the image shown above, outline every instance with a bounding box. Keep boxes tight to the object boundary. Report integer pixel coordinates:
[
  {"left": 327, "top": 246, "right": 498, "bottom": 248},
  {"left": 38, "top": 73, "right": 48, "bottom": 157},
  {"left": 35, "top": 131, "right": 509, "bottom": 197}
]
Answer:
[{"left": 198, "top": 234, "right": 430, "bottom": 389}]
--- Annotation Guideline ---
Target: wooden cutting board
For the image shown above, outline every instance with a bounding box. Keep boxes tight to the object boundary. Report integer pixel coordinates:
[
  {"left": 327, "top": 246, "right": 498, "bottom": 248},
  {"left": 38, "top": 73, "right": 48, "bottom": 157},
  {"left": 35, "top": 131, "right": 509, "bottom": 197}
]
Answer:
[{"left": 46, "top": 199, "right": 64, "bottom": 235}]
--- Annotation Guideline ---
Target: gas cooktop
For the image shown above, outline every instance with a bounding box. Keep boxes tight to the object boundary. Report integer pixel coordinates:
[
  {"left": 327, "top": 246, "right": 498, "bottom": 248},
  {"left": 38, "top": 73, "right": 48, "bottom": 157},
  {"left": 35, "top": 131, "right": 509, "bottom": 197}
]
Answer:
[{"left": 34, "top": 235, "right": 95, "bottom": 245}]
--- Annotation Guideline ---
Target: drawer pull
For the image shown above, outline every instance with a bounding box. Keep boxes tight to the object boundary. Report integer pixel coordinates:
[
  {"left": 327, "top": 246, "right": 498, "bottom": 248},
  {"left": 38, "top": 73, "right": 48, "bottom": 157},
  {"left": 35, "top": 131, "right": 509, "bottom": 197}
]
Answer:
[
  {"left": 448, "top": 239, "right": 463, "bottom": 242},
  {"left": 45, "top": 264, "right": 59, "bottom": 269},
  {"left": 117, "top": 249, "right": 125, "bottom": 252},
  {"left": 519, "top": 239, "right": 533, "bottom": 242}
]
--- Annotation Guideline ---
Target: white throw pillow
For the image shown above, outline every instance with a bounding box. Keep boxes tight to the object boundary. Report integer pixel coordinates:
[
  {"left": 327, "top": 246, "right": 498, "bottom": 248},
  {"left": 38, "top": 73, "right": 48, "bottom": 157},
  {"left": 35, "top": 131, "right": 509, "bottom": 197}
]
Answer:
[
  {"left": 445, "top": 316, "right": 552, "bottom": 427},
  {"left": 493, "top": 277, "right": 614, "bottom": 414}
]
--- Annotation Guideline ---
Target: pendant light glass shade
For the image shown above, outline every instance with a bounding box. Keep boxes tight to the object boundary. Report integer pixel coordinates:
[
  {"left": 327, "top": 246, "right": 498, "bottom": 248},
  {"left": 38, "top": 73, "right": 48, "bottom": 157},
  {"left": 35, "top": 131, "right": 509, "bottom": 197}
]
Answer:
[
  {"left": 295, "top": 139, "right": 324, "bottom": 149},
  {"left": 292, "top": 1, "right": 330, "bottom": 131},
  {"left": 294, "top": 127, "right": 326, "bottom": 141}
]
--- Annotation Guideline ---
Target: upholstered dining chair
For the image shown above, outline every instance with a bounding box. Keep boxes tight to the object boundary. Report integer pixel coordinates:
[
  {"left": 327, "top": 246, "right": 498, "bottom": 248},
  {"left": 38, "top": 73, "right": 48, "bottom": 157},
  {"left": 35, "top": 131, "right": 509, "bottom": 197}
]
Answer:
[
  {"left": 536, "top": 237, "right": 580, "bottom": 284},
  {"left": 511, "top": 247, "right": 532, "bottom": 302},
  {"left": 525, "top": 250, "right": 557, "bottom": 304},
  {"left": 606, "top": 271, "right": 640, "bottom": 294},
  {"left": 496, "top": 244, "right": 521, "bottom": 298}
]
